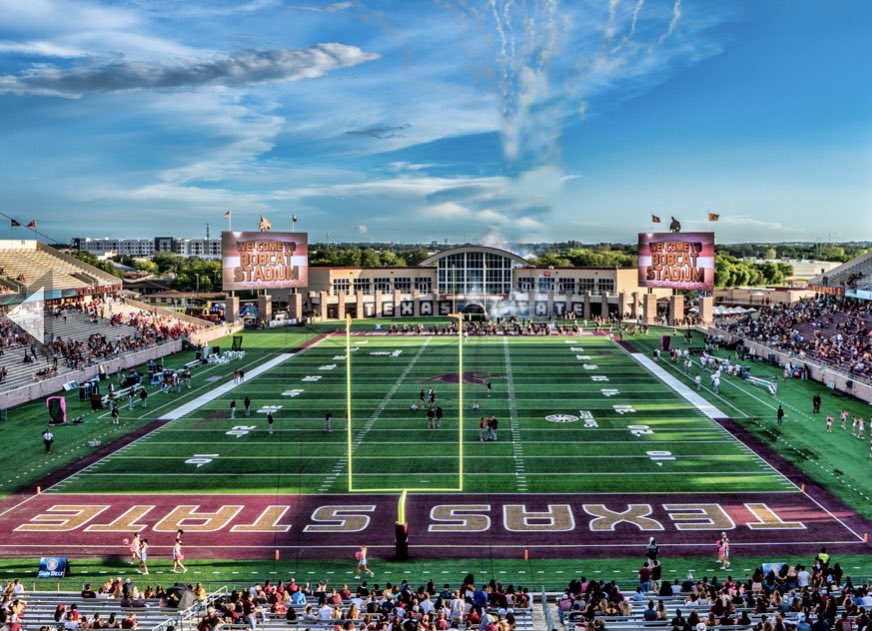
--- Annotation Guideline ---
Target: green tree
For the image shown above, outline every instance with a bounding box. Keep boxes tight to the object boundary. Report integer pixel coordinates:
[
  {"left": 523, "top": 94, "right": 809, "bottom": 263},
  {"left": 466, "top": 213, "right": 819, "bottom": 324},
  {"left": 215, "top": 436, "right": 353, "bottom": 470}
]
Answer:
[
  {"left": 152, "top": 252, "right": 186, "bottom": 275},
  {"left": 70, "top": 251, "right": 123, "bottom": 278},
  {"left": 360, "top": 248, "right": 381, "bottom": 268}
]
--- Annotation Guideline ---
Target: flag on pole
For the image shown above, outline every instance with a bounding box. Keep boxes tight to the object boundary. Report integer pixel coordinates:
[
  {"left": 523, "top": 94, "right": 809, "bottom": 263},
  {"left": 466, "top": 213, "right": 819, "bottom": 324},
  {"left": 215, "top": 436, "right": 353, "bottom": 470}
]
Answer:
[
  {"left": 651, "top": 214, "right": 661, "bottom": 223},
  {"left": 10, "top": 219, "right": 20, "bottom": 227},
  {"left": 223, "top": 210, "right": 231, "bottom": 220},
  {"left": 26, "top": 220, "right": 37, "bottom": 228},
  {"left": 292, "top": 214, "right": 298, "bottom": 224},
  {"left": 708, "top": 212, "right": 720, "bottom": 222}
]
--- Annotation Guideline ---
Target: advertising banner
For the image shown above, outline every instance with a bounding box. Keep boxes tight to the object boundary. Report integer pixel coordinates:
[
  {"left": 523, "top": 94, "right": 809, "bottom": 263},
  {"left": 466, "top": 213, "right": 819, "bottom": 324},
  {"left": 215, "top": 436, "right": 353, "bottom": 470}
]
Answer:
[
  {"left": 222, "top": 232, "right": 308, "bottom": 291},
  {"left": 638, "top": 232, "right": 715, "bottom": 290},
  {"left": 38, "top": 556, "right": 68, "bottom": 578}
]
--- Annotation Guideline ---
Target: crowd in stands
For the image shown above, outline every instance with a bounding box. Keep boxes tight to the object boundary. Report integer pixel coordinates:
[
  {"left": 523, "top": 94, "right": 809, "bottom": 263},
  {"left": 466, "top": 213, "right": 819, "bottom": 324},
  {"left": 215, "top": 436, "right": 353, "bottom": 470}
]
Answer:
[
  {"left": 388, "top": 317, "right": 583, "bottom": 337},
  {"left": 556, "top": 549, "right": 872, "bottom": 631},
  {"left": 725, "top": 296, "right": 872, "bottom": 381},
  {"left": 0, "top": 575, "right": 196, "bottom": 630},
  {"left": 198, "top": 577, "right": 529, "bottom": 631},
  {"left": 1, "top": 298, "right": 202, "bottom": 385}
]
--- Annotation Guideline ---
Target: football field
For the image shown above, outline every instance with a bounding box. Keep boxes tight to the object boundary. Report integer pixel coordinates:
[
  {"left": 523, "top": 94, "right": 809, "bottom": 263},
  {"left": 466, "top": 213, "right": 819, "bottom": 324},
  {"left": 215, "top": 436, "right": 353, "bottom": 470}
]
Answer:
[
  {"left": 1, "top": 329, "right": 868, "bottom": 560},
  {"left": 42, "top": 333, "right": 791, "bottom": 495}
]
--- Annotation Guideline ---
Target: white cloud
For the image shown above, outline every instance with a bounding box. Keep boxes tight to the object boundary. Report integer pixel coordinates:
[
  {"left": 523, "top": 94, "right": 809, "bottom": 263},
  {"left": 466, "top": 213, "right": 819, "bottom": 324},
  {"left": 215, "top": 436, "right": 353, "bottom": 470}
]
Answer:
[
  {"left": 428, "top": 202, "right": 471, "bottom": 219},
  {"left": 291, "top": 2, "right": 353, "bottom": 13},
  {"left": 0, "top": 44, "right": 380, "bottom": 97},
  {"left": 0, "top": 40, "right": 87, "bottom": 58}
]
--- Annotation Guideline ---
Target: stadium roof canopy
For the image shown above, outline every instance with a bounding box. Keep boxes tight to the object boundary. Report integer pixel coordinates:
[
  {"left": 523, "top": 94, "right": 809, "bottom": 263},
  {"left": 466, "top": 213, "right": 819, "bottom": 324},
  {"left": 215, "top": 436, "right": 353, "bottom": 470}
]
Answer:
[{"left": 419, "top": 244, "right": 530, "bottom": 267}]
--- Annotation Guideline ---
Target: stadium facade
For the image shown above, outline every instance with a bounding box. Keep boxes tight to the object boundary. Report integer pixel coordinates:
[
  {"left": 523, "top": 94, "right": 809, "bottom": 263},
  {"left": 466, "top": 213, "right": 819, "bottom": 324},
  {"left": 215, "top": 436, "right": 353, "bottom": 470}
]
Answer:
[{"left": 300, "top": 244, "right": 684, "bottom": 323}]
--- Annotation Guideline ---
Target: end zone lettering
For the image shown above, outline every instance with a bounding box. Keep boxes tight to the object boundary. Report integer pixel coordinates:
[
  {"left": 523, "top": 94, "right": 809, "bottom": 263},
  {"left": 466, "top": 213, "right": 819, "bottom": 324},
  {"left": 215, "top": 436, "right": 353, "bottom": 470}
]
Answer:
[{"left": 14, "top": 500, "right": 805, "bottom": 534}]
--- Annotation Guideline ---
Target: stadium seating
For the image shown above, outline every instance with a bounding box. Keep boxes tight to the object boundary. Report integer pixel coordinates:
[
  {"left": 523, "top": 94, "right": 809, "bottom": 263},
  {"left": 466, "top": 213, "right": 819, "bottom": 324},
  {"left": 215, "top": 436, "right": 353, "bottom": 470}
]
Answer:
[
  {"left": 811, "top": 250, "right": 872, "bottom": 292},
  {"left": 3, "top": 589, "right": 193, "bottom": 629},
  {"left": 0, "top": 244, "right": 118, "bottom": 292},
  {"left": 725, "top": 296, "right": 872, "bottom": 381}
]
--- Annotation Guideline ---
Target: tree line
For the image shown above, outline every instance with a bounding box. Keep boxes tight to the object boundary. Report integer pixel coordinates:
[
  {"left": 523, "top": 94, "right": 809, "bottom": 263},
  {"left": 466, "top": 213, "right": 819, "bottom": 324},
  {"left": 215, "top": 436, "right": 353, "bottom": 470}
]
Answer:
[{"left": 60, "top": 239, "right": 868, "bottom": 293}]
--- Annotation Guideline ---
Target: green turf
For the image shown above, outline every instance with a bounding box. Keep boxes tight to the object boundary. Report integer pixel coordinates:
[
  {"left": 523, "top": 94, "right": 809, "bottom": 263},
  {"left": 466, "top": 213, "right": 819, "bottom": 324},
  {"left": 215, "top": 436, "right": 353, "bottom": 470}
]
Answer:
[
  {"left": 3, "top": 322, "right": 872, "bottom": 585},
  {"left": 632, "top": 329, "right": 872, "bottom": 522},
  {"left": 0, "top": 328, "right": 315, "bottom": 497},
  {"left": 46, "top": 331, "right": 793, "bottom": 495}
]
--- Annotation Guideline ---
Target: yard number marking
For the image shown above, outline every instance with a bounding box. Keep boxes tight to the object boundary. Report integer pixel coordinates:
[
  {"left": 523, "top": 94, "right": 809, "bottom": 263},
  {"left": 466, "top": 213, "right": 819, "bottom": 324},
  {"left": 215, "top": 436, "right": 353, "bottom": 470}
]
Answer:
[
  {"left": 185, "top": 454, "right": 219, "bottom": 467},
  {"left": 647, "top": 450, "right": 675, "bottom": 466}
]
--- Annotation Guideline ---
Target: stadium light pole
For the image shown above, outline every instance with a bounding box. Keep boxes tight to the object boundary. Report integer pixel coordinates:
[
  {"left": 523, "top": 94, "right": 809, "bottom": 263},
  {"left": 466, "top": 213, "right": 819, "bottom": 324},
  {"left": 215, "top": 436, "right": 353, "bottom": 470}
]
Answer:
[
  {"left": 345, "top": 312, "right": 353, "bottom": 492},
  {"left": 448, "top": 312, "right": 464, "bottom": 491}
]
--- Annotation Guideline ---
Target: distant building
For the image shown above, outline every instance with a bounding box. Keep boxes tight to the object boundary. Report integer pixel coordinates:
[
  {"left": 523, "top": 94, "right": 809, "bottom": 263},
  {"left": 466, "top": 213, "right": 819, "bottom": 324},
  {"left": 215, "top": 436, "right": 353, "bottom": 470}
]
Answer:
[{"left": 73, "top": 236, "right": 222, "bottom": 259}]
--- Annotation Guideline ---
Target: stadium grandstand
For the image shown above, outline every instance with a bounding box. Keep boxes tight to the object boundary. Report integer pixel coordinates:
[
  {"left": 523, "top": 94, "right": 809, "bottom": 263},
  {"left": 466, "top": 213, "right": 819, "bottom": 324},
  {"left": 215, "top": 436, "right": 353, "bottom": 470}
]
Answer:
[
  {"left": 1, "top": 237, "right": 872, "bottom": 631},
  {"left": 0, "top": 240, "right": 221, "bottom": 409},
  {"left": 811, "top": 249, "right": 872, "bottom": 301}
]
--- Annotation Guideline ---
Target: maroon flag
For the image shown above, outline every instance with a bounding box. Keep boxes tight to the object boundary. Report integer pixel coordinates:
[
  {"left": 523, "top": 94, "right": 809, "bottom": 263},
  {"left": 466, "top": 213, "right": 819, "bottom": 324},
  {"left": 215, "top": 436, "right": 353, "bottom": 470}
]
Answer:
[
  {"left": 708, "top": 212, "right": 720, "bottom": 222},
  {"left": 292, "top": 214, "right": 298, "bottom": 223},
  {"left": 651, "top": 214, "right": 661, "bottom": 223},
  {"left": 26, "top": 220, "right": 37, "bottom": 228}
]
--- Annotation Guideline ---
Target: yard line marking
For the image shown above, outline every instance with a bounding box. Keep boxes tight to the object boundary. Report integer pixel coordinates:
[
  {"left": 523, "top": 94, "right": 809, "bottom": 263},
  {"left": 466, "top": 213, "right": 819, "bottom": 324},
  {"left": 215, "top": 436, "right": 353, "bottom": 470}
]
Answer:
[
  {"left": 503, "top": 337, "right": 528, "bottom": 492},
  {"left": 318, "top": 337, "right": 433, "bottom": 493},
  {"left": 621, "top": 342, "right": 867, "bottom": 543},
  {"left": 627, "top": 348, "right": 800, "bottom": 486},
  {"left": 139, "top": 439, "right": 739, "bottom": 445},
  {"left": 33, "top": 336, "right": 330, "bottom": 500},
  {"left": 161, "top": 353, "right": 301, "bottom": 421},
  {"left": 0, "top": 336, "right": 330, "bottom": 514},
  {"left": 630, "top": 353, "right": 728, "bottom": 420},
  {"left": 81, "top": 470, "right": 779, "bottom": 477}
]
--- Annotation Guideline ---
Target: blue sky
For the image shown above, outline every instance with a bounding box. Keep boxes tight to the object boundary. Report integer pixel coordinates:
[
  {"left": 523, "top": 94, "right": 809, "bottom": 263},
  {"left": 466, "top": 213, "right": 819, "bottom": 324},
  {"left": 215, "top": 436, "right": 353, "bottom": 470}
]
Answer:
[{"left": 0, "top": 0, "right": 869, "bottom": 245}]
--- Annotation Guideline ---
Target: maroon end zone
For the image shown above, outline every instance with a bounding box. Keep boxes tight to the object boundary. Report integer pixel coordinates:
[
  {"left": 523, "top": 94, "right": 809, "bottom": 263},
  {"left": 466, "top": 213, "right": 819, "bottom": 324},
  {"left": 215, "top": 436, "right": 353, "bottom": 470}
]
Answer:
[{"left": 0, "top": 491, "right": 868, "bottom": 560}]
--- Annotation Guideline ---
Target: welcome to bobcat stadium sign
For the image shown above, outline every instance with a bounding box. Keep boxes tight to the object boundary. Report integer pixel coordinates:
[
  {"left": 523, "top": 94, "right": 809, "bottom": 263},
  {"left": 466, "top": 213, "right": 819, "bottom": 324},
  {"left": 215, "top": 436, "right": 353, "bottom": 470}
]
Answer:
[{"left": 638, "top": 232, "right": 715, "bottom": 291}]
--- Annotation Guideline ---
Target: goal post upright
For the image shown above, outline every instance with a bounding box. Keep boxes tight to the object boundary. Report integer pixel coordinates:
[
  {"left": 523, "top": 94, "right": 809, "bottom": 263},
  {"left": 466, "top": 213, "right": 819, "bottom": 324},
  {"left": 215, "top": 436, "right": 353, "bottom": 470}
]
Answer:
[
  {"left": 345, "top": 313, "right": 353, "bottom": 492},
  {"left": 449, "top": 312, "right": 464, "bottom": 492}
]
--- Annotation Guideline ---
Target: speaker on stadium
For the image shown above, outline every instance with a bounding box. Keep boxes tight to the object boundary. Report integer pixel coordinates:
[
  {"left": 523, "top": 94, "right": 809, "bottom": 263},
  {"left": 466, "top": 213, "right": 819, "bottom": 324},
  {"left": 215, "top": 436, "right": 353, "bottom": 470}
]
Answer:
[
  {"left": 211, "top": 346, "right": 220, "bottom": 356},
  {"left": 90, "top": 394, "right": 103, "bottom": 410},
  {"left": 846, "top": 380, "right": 853, "bottom": 390},
  {"left": 768, "top": 354, "right": 777, "bottom": 366},
  {"left": 165, "top": 586, "right": 197, "bottom": 609}
]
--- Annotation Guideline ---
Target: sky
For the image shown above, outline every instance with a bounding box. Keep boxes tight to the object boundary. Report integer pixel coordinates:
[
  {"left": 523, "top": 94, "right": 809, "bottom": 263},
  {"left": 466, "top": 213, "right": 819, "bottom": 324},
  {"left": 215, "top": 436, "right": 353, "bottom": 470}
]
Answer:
[{"left": 0, "top": 0, "right": 870, "bottom": 246}]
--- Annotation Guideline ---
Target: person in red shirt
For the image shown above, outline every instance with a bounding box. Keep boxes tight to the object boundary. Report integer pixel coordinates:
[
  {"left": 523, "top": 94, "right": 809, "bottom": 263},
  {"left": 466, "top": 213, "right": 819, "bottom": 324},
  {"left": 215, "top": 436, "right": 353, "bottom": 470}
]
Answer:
[{"left": 638, "top": 562, "right": 653, "bottom": 592}]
